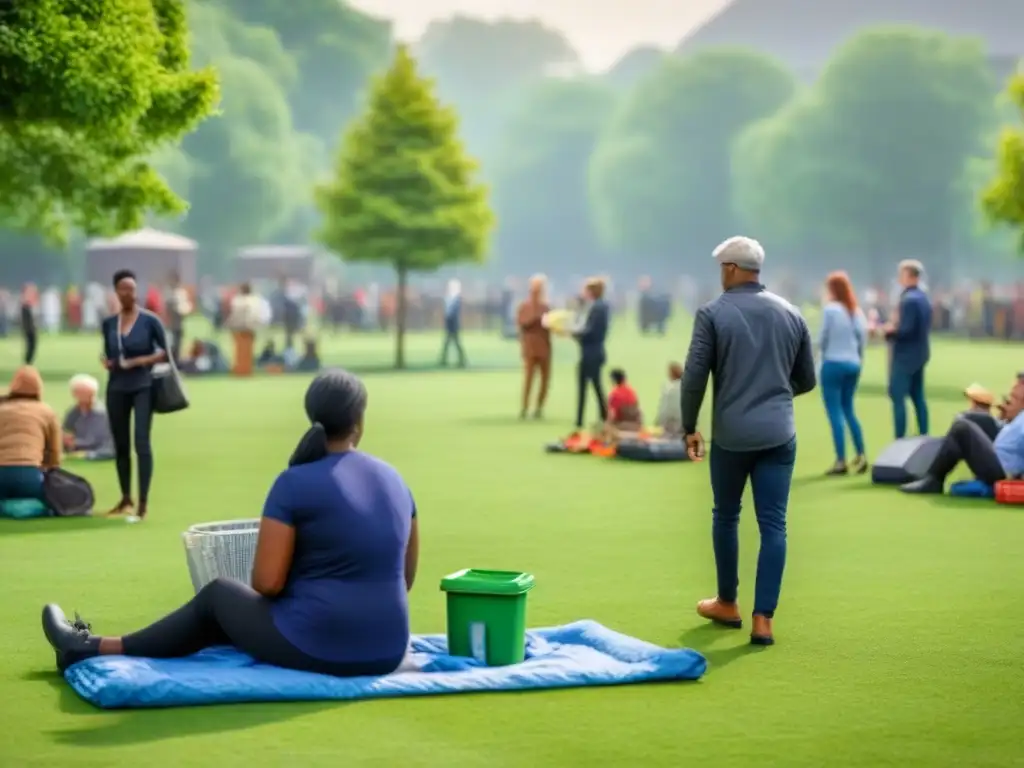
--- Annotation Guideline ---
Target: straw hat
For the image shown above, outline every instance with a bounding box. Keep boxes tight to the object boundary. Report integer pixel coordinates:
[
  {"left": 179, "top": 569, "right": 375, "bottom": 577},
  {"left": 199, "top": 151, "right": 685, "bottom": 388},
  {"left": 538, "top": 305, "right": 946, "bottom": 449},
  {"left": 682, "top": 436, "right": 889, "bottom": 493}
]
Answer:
[{"left": 964, "top": 383, "right": 994, "bottom": 406}]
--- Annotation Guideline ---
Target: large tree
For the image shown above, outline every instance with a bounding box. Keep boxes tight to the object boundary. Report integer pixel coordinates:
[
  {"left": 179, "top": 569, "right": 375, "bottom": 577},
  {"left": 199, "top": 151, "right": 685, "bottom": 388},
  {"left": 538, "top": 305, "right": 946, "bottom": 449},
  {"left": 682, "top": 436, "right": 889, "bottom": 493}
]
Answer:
[
  {"left": 491, "top": 79, "right": 618, "bottom": 276},
  {"left": 982, "top": 71, "right": 1024, "bottom": 251},
  {"left": 589, "top": 49, "right": 796, "bottom": 273},
  {"left": 315, "top": 45, "right": 493, "bottom": 368},
  {"left": 735, "top": 28, "right": 998, "bottom": 283},
  {"left": 0, "top": 0, "right": 217, "bottom": 241}
]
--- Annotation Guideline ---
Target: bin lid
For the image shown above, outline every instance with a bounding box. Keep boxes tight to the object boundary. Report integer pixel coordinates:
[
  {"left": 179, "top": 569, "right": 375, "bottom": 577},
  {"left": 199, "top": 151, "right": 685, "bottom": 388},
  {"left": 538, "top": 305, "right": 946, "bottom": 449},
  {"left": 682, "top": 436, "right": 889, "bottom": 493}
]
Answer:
[{"left": 440, "top": 569, "right": 535, "bottom": 595}]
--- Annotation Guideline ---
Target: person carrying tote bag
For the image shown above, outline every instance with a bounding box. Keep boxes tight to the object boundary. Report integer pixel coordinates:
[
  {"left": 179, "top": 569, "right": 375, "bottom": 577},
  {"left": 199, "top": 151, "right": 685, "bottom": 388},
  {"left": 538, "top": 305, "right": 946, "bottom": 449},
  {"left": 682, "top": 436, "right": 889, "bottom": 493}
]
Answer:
[{"left": 101, "top": 269, "right": 183, "bottom": 521}]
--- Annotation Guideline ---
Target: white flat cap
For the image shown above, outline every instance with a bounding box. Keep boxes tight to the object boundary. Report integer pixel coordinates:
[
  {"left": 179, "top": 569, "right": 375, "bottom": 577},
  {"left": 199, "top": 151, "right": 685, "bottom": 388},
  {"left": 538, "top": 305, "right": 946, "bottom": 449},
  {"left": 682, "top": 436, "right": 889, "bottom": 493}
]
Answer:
[{"left": 713, "top": 236, "right": 765, "bottom": 272}]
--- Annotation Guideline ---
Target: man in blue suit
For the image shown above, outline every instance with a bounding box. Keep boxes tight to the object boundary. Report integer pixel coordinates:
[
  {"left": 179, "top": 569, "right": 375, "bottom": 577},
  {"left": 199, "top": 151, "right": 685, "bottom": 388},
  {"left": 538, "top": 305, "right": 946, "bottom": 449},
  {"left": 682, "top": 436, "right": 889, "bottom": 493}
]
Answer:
[
  {"left": 885, "top": 260, "right": 932, "bottom": 439},
  {"left": 440, "top": 279, "right": 466, "bottom": 367}
]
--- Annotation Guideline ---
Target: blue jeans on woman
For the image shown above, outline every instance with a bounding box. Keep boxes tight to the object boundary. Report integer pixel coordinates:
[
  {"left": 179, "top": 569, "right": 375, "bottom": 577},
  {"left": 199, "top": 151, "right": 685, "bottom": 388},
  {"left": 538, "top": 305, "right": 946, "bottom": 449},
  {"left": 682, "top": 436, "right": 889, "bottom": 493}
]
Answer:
[
  {"left": 0, "top": 466, "right": 45, "bottom": 500},
  {"left": 820, "top": 360, "right": 865, "bottom": 462},
  {"left": 709, "top": 437, "right": 796, "bottom": 618}
]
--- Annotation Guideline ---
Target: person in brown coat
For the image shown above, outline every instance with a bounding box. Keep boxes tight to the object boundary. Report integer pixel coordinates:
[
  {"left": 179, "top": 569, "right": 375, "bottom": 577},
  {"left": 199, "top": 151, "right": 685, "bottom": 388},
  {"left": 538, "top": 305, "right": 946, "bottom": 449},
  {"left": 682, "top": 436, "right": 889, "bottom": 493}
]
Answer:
[
  {"left": 0, "top": 366, "right": 61, "bottom": 501},
  {"left": 517, "top": 274, "right": 552, "bottom": 419}
]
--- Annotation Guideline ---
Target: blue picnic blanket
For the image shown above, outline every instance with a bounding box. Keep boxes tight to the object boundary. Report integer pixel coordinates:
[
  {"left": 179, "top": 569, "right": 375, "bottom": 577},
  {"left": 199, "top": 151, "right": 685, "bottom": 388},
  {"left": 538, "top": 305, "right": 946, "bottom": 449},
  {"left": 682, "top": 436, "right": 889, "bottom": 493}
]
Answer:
[{"left": 64, "top": 619, "right": 707, "bottom": 709}]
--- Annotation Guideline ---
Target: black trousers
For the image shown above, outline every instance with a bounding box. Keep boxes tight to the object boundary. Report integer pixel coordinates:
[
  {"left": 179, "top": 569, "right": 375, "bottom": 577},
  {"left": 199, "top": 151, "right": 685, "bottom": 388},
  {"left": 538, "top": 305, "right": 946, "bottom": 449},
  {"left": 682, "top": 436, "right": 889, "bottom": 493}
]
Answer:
[
  {"left": 930, "top": 418, "right": 1006, "bottom": 485},
  {"left": 106, "top": 386, "right": 155, "bottom": 502},
  {"left": 122, "top": 577, "right": 402, "bottom": 677},
  {"left": 575, "top": 357, "right": 607, "bottom": 428},
  {"left": 440, "top": 330, "right": 465, "bottom": 366},
  {"left": 23, "top": 328, "right": 36, "bottom": 364}
]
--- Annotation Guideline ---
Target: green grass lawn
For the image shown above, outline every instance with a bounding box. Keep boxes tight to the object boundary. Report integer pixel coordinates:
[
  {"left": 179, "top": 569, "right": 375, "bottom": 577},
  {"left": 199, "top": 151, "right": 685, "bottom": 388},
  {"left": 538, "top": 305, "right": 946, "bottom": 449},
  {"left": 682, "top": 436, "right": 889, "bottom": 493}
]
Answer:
[{"left": 1, "top": 324, "right": 1023, "bottom": 767}]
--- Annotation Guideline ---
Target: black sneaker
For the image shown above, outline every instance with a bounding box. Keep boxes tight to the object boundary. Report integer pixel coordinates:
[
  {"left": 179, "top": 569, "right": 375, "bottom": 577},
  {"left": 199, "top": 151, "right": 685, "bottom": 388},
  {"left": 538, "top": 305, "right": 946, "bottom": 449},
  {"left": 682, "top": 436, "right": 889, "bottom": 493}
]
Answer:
[
  {"left": 900, "top": 476, "right": 944, "bottom": 495},
  {"left": 42, "top": 604, "right": 100, "bottom": 673}
]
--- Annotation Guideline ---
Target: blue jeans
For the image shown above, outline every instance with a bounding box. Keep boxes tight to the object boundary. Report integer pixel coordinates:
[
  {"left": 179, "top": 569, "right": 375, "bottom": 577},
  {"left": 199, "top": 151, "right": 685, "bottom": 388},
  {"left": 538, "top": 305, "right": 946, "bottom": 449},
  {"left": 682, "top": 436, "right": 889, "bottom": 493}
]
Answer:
[
  {"left": 889, "top": 365, "right": 928, "bottom": 439},
  {"left": 709, "top": 438, "right": 796, "bottom": 618},
  {"left": 820, "top": 360, "right": 865, "bottom": 462},
  {"left": 0, "top": 466, "right": 44, "bottom": 500}
]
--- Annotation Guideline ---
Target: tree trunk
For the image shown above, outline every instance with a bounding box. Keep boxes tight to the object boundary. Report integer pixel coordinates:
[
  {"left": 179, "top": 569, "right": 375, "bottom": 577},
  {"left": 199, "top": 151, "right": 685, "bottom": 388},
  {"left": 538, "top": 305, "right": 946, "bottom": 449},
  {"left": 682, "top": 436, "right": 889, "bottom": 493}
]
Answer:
[{"left": 395, "top": 264, "right": 407, "bottom": 369}]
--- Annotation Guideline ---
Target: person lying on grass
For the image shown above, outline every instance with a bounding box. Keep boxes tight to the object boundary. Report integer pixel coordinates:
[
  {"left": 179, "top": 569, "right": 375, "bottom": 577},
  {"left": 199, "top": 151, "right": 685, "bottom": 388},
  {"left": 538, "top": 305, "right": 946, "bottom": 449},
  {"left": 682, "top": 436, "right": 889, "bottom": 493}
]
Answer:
[
  {"left": 901, "top": 375, "right": 1024, "bottom": 494},
  {"left": 42, "top": 368, "right": 420, "bottom": 677}
]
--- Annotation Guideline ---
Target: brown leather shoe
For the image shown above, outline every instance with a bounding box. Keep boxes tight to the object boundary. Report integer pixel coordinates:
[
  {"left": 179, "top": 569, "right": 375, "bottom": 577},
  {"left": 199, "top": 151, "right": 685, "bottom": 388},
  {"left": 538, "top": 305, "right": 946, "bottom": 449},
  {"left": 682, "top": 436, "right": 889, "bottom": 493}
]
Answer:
[
  {"left": 750, "top": 615, "right": 774, "bottom": 646},
  {"left": 696, "top": 598, "right": 743, "bottom": 629}
]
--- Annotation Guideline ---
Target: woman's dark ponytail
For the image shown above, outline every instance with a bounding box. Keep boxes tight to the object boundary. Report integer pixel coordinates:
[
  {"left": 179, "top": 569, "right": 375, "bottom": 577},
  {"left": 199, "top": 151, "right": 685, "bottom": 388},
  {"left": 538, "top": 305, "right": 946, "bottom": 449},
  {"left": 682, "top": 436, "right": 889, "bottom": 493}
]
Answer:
[{"left": 288, "top": 422, "right": 328, "bottom": 467}]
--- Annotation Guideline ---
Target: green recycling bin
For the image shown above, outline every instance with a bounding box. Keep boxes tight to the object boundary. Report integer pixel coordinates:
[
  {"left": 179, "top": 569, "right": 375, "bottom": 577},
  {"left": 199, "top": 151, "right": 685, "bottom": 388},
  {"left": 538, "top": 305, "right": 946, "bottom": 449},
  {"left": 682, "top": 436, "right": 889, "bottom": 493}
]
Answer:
[{"left": 440, "top": 569, "right": 535, "bottom": 666}]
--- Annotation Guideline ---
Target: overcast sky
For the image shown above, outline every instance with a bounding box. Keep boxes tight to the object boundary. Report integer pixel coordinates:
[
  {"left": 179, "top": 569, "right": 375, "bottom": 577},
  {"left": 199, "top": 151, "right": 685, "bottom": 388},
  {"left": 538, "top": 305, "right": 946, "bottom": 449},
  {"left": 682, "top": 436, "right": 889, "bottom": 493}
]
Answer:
[{"left": 348, "top": 0, "right": 731, "bottom": 71}]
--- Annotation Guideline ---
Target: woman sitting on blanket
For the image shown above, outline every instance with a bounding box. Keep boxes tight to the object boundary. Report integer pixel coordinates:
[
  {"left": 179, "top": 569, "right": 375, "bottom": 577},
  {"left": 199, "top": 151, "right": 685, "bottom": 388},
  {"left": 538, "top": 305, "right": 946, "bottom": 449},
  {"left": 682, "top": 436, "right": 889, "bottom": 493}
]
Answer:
[{"left": 42, "top": 368, "right": 420, "bottom": 676}]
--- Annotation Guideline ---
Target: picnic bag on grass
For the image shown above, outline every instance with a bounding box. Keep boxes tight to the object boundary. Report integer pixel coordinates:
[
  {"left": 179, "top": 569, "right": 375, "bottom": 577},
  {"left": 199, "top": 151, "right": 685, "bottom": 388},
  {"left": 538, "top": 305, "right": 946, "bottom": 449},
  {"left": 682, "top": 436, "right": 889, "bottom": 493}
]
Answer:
[{"left": 43, "top": 468, "right": 94, "bottom": 517}]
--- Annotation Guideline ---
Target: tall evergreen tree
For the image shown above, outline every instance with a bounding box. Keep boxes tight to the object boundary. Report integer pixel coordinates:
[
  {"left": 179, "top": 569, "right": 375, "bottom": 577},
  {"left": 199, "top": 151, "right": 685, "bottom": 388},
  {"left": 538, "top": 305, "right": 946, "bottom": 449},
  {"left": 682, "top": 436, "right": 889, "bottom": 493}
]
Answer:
[{"left": 316, "top": 44, "right": 492, "bottom": 368}]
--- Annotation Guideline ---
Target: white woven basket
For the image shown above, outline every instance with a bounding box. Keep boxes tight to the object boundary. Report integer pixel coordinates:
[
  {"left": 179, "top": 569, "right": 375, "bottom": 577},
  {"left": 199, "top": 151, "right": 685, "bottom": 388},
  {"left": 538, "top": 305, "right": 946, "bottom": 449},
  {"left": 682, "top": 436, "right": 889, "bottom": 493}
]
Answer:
[{"left": 182, "top": 519, "right": 260, "bottom": 593}]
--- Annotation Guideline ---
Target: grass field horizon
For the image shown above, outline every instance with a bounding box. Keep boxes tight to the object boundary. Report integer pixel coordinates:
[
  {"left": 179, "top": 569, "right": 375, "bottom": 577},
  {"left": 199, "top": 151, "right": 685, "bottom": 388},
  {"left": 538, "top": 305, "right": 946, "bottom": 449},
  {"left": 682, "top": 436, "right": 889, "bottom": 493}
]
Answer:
[{"left": 1, "top": 323, "right": 1022, "bottom": 767}]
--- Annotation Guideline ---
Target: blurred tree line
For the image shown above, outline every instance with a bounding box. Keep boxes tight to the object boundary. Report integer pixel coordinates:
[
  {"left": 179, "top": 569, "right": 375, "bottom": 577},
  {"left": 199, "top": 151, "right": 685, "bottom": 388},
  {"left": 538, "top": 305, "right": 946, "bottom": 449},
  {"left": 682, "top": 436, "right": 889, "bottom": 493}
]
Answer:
[{"left": 1, "top": 4, "right": 1022, "bottom": 287}]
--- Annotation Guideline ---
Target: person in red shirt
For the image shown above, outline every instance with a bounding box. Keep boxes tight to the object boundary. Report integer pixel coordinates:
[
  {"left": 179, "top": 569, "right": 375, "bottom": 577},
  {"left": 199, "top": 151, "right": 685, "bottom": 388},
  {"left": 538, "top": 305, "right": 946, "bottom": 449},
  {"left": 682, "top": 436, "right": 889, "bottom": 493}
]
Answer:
[{"left": 606, "top": 368, "right": 642, "bottom": 433}]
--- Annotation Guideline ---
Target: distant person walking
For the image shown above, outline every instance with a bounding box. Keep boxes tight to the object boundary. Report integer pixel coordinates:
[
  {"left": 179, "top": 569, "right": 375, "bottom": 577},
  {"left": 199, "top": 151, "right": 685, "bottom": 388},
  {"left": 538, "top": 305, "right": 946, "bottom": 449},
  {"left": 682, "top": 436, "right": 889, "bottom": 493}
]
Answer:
[
  {"left": 884, "top": 260, "right": 932, "bottom": 439},
  {"left": 681, "top": 236, "right": 816, "bottom": 646},
  {"left": 439, "top": 279, "right": 466, "bottom": 367},
  {"left": 818, "top": 271, "right": 868, "bottom": 475},
  {"left": 517, "top": 274, "right": 551, "bottom": 419}
]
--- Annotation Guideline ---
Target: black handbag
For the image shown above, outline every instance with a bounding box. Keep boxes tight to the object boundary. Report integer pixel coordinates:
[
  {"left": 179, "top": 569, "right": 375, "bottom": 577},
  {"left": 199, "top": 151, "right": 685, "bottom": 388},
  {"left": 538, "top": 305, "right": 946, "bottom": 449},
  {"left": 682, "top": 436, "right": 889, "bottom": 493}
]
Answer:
[
  {"left": 43, "top": 468, "right": 94, "bottom": 517},
  {"left": 151, "top": 358, "right": 189, "bottom": 414}
]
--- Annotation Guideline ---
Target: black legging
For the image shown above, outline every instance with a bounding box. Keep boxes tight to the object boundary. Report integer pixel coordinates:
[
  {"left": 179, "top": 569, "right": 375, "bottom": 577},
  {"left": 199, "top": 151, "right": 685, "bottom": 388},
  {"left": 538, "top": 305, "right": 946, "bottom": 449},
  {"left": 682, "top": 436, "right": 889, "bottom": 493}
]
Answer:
[
  {"left": 575, "top": 358, "right": 607, "bottom": 428},
  {"left": 122, "top": 577, "right": 401, "bottom": 676},
  {"left": 106, "top": 386, "right": 154, "bottom": 503}
]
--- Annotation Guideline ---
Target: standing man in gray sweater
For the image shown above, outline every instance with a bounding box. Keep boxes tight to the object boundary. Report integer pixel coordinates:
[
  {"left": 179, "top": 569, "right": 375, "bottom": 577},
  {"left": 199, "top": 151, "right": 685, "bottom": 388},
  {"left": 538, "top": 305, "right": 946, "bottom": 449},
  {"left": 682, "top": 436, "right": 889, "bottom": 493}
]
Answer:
[{"left": 680, "top": 236, "right": 816, "bottom": 646}]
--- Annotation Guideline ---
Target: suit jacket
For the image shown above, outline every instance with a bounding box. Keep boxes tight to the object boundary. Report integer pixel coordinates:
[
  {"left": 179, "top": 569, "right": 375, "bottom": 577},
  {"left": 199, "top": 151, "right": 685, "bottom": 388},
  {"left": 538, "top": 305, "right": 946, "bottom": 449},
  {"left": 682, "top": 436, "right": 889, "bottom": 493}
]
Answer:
[
  {"left": 574, "top": 298, "right": 609, "bottom": 364},
  {"left": 517, "top": 299, "right": 550, "bottom": 359},
  {"left": 444, "top": 295, "right": 461, "bottom": 333},
  {"left": 887, "top": 287, "right": 932, "bottom": 372}
]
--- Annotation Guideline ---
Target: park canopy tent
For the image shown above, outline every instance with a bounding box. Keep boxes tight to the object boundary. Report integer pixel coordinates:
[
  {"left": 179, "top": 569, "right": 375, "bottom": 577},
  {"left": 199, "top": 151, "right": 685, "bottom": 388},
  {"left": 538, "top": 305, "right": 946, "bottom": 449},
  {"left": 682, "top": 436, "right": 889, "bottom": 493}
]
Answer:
[
  {"left": 234, "top": 245, "right": 315, "bottom": 284},
  {"left": 86, "top": 228, "right": 198, "bottom": 287}
]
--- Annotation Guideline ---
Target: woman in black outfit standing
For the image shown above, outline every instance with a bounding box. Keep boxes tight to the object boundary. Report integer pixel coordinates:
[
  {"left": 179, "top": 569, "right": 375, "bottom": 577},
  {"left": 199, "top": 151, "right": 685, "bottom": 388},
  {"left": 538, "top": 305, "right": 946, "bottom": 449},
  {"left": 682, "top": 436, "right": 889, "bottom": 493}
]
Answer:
[{"left": 101, "top": 270, "right": 169, "bottom": 520}]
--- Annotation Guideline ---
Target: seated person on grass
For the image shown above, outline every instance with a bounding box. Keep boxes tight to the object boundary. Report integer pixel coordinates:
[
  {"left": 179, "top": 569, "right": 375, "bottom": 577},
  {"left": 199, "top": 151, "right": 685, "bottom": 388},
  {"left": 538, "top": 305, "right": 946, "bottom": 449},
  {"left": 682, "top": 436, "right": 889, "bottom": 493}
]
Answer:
[
  {"left": 604, "top": 368, "right": 643, "bottom": 437},
  {"left": 901, "top": 376, "right": 1024, "bottom": 494},
  {"left": 0, "top": 367, "right": 61, "bottom": 500},
  {"left": 959, "top": 383, "right": 1002, "bottom": 441},
  {"left": 257, "top": 340, "right": 285, "bottom": 369},
  {"left": 655, "top": 362, "right": 684, "bottom": 438},
  {"left": 295, "top": 336, "right": 321, "bottom": 372},
  {"left": 62, "top": 375, "right": 114, "bottom": 458},
  {"left": 41, "top": 369, "right": 420, "bottom": 677}
]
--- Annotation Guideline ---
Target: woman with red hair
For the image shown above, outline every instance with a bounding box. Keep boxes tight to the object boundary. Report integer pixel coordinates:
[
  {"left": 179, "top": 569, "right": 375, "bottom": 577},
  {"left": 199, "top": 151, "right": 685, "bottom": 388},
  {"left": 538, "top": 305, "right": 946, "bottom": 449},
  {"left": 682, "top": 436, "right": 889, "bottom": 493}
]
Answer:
[{"left": 818, "top": 271, "right": 868, "bottom": 475}]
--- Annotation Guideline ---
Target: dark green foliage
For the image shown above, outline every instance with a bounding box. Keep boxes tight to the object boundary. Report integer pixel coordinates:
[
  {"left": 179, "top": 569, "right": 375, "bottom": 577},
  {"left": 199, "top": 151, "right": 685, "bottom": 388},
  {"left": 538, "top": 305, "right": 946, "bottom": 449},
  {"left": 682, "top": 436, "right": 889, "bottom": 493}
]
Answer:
[{"left": 0, "top": 0, "right": 218, "bottom": 241}]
